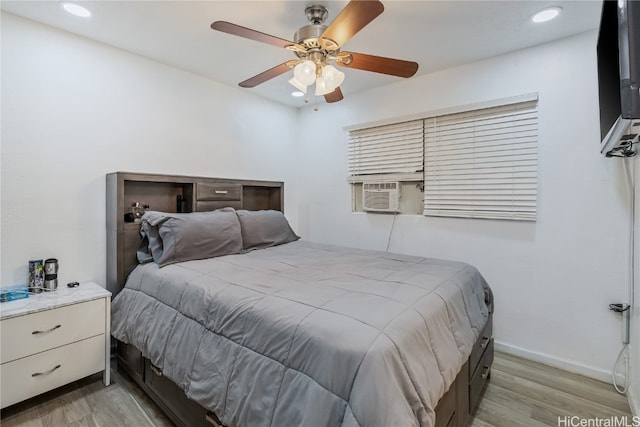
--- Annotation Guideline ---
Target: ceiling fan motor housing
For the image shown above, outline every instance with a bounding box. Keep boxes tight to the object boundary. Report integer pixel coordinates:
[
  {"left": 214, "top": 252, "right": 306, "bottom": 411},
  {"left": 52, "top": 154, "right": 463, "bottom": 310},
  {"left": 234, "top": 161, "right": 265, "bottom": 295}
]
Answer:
[
  {"left": 294, "top": 5, "right": 339, "bottom": 54},
  {"left": 294, "top": 24, "right": 327, "bottom": 47}
]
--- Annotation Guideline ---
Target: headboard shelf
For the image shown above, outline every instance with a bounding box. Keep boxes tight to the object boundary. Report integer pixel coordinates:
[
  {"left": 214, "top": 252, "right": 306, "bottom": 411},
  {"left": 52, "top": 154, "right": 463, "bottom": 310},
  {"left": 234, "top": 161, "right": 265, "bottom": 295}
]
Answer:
[
  {"left": 123, "top": 180, "right": 194, "bottom": 215},
  {"left": 106, "top": 172, "right": 284, "bottom": 295}
]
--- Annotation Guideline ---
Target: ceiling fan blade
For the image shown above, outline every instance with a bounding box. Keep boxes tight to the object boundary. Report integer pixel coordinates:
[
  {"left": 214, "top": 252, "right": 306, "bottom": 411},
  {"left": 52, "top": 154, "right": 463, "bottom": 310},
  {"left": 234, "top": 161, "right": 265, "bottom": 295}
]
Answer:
[
  {"left": 239, "top": 62, "right": 292, "bottom": 88},
  {"left": 324, "top": 87, "right": 344, "bottom": 103},
  {"left": 211, "top": 21, "right": 299, "bottom": 50},
  {"left": 320, "top": 1, "right": 384, "bottom": 49},
  {"left": 336, "top": 52, "right": 418, "bottom": 78}
]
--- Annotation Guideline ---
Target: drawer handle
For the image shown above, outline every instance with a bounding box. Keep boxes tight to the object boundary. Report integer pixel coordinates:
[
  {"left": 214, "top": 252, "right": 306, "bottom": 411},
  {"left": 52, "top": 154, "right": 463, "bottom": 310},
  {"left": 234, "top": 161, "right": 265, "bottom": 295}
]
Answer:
[
  {"left": 32, "top": 364, "right": 61, "bottom": 377},
  {"left": 480, "top": 337, "right": 490, "bottom": 349},
  {"left": 480, "top": 365, "right": 491, "bottom": 380},
  {"left": 32, "top": 324, "right": 62, "bottom": 335},
  {"left": 214, "top": 190, "right": 228, "bottom": 194}
]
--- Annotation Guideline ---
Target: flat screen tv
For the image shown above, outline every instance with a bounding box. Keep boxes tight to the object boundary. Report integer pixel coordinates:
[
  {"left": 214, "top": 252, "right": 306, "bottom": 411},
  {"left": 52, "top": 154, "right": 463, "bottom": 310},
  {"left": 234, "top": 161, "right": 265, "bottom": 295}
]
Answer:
[{"left": 597, "top": 0, "right": 640, "bottom": 156}]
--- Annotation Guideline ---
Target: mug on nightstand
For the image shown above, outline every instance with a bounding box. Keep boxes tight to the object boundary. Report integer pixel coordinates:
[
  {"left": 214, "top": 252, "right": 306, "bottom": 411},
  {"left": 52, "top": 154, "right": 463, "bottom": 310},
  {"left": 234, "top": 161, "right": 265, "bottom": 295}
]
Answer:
[{"left": 43, "top": 258, "right": 59, "bottom": 291}]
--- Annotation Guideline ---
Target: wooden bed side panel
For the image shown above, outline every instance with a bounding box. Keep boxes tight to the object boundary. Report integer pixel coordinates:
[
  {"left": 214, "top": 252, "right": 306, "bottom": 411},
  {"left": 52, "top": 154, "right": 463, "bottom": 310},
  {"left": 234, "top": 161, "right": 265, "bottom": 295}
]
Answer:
[
  {"left": 435, "top": 378, "right": 458, "bottom": 427},
  {"left": 106, "top": 173, "right": 121, "bottom": 295},
  {"left": 144, "top": 359, "right": 213, "bottom": 427}
]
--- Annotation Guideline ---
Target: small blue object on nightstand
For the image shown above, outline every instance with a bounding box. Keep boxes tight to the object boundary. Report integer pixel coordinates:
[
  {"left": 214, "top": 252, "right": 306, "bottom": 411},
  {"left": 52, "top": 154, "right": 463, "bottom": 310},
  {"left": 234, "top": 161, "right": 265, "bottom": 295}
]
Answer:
[{"left": 0, "top": 285, "right": 29, "bottom": 302}]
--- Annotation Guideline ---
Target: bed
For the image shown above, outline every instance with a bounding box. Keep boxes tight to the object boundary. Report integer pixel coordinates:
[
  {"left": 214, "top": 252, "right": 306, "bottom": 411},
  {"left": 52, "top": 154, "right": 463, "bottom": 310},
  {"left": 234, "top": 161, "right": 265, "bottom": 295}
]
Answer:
[{"left": 106, "top": 172, "right": 494, "bottom": 427}]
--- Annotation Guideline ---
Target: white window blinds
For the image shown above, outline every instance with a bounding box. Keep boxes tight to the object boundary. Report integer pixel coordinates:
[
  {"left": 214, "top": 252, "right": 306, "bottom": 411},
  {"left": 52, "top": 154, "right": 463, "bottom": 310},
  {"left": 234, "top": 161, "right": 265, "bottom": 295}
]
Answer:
[
  {"left": 423, "top": 99, "right": 538, "bottom": 221},
  {"left": 348, "top": 119, "right": 423, "bottom": 177}
]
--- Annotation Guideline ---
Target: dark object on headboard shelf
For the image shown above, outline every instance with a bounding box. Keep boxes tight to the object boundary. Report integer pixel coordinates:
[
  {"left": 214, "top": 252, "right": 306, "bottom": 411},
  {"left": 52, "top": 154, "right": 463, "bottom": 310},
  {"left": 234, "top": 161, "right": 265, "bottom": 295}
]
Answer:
[
  {"left": 176, "top": 195, "right": 185, "bottom": 213},
  {"left": 106, "top": 172, "right": 284, "bottom": 296}
]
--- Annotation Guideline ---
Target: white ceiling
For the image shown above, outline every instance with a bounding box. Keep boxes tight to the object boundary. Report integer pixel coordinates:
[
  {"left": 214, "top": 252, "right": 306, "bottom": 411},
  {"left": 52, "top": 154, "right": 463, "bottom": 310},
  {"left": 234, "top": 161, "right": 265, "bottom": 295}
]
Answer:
[{"left": 1, "top": 0, "right": 603, "bottom": 107}]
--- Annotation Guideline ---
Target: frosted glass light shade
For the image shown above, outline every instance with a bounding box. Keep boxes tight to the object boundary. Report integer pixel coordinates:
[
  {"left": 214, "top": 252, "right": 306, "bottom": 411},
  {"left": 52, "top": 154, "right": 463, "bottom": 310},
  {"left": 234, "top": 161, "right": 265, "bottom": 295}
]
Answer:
[
  {"left": 288, "top": 77, "right": 307, "bottom": 94},
  {"left": 294, "top": 61, "right": 316, "bottom": 86},
  {"left": 315, "top": 77, "right": 332, "bottom": 96},
  {"left": 322, "top": 65, "right": 345, "bottom": 92}
]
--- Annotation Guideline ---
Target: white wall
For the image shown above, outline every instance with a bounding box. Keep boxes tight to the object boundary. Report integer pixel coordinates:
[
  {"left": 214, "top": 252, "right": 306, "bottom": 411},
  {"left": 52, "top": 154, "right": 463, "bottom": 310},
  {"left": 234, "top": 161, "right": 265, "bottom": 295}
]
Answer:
[
  {"left": 0, "top": 13, "right": 299, "bottom": 287},
  {"left": 294, "top": 31, "right": 632, "bottom": 382}
]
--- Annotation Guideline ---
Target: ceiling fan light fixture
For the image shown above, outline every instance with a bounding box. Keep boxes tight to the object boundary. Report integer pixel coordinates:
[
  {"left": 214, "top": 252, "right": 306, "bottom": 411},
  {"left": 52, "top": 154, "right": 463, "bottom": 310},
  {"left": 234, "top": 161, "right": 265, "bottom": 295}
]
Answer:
[
  {"left": 293, "top": 60, "right": 317, "bottom": 86},
  {"left": 211, "top": 1, "right": 419, "bottom": 104},
  {"left": 315, "top": 76, "right": 333, "bottom": 96},
  {"left": 288, "top": 77, "right": 308, "bottom": 94},
  {"left": 322, "top": 65, "right": 345, "bottom": 92}
]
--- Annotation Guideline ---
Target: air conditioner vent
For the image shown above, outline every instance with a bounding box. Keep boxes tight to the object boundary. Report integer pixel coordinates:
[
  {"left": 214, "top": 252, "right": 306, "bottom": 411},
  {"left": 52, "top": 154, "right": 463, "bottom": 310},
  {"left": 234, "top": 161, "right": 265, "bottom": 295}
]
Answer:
[{"left": 363, "top": 182, "right": 400, "bottom": 213}]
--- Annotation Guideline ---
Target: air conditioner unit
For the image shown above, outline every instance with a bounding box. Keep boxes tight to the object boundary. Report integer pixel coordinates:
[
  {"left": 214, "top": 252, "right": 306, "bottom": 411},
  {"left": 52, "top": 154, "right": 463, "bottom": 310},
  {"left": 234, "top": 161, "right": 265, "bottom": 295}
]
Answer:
[{"left": 362, "top": 182, "right": 400, "bottom": 213}]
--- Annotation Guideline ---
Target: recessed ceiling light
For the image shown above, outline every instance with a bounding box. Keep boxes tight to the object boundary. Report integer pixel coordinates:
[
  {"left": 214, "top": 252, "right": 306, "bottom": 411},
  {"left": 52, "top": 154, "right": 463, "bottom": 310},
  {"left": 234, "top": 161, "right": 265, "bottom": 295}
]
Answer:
[
  {"left": 60, "top": 2, "right": 91, "bottom": 18},
  {"left": 532, "top": 7, "right": 562, "bottom": 23},
  {"left": 291, "top": 91, "right": 305, "bottom": 97}
]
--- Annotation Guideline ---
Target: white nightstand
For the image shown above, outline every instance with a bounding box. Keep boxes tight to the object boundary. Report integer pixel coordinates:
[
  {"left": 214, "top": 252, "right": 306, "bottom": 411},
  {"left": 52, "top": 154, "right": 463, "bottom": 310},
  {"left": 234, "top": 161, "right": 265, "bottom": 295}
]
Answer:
[{"left": 0, "top": 282, "right": 111, "bottom": 409}]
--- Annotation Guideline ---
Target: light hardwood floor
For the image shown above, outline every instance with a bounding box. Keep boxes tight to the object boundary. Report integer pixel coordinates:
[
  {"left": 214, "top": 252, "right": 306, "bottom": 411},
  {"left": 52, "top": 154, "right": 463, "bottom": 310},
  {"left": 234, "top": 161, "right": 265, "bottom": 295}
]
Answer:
[
  {"left": 470, "top": 352, "right": 633, "bottom": 427},
  {"left": 0, "top": 352, "right": 633, "bottom": 427}
]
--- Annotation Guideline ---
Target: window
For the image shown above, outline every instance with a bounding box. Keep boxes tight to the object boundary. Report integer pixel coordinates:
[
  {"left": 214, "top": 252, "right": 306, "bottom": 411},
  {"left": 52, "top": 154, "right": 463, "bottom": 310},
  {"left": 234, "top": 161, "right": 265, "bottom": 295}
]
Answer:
[
  {"left": 348, "top": 119, "right": 423, "bottom": 180},
  {"left": 347, "top": 95, "right": 538, "bottom": 221},
  {"left": 423, "top": 99, "right": 538, "bottom": 221},
  {"left": 347, "top": 119, "right": 424, "bottom": 214}
]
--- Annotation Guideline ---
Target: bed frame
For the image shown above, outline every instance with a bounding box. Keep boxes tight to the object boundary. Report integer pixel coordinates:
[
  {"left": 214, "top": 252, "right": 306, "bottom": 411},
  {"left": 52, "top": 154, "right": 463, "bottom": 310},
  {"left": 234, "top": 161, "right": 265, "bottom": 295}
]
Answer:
[{"left": 106, "top": 172, "right": 494, "bottom": 427}]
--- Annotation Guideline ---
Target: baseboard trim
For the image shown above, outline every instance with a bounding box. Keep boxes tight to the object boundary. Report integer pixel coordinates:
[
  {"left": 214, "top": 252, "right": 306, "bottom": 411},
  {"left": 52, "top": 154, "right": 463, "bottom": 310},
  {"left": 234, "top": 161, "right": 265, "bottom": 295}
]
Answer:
[
  {"left": 494, "top": 341, "right": 613, "bottom": 384},
  {"left": 629, "top": 387, "right": 639, "bottom": 417}
]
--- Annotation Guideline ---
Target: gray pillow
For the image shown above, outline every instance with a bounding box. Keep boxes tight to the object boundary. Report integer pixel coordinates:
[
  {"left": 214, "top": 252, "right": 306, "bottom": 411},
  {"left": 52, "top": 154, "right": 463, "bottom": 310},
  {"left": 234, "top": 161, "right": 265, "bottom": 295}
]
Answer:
[
  {"left": 236, "top": 210, "right": 299, "bottom": 250},
  {"left": 138, "top": 208, "right": 243, "bottom": 267}
]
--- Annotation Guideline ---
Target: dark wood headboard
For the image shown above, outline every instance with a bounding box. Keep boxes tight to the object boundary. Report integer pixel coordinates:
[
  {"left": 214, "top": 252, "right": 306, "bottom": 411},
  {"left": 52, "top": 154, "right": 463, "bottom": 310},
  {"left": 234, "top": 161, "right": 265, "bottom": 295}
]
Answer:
[{"left": 106, "top": 172, "right": 284, "bottom": 295}]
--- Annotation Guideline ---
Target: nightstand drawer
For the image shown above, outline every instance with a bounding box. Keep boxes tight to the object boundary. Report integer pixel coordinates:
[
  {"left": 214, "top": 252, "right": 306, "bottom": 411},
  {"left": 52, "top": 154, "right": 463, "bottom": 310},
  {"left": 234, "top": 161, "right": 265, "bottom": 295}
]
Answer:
[
  {"left": 0, "top": 298, "right": 105, "bottom": 363},
  {"left": 0, "top": 334, "right": 105, "bottom": 408}
]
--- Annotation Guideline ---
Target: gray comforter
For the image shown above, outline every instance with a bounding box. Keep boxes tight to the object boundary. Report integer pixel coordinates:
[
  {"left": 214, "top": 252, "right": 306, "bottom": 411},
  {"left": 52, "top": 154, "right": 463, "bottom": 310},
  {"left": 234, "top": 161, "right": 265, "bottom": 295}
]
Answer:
[{"left": 111, "top": 241, "right": 490, "bottom": 427}]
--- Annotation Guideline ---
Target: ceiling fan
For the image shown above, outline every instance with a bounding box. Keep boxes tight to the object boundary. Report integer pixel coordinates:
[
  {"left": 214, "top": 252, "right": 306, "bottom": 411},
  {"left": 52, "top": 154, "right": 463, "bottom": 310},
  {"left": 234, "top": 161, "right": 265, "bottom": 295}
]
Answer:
[{"left": 211, "top": 0, "right": 419, "bottom": 104}]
